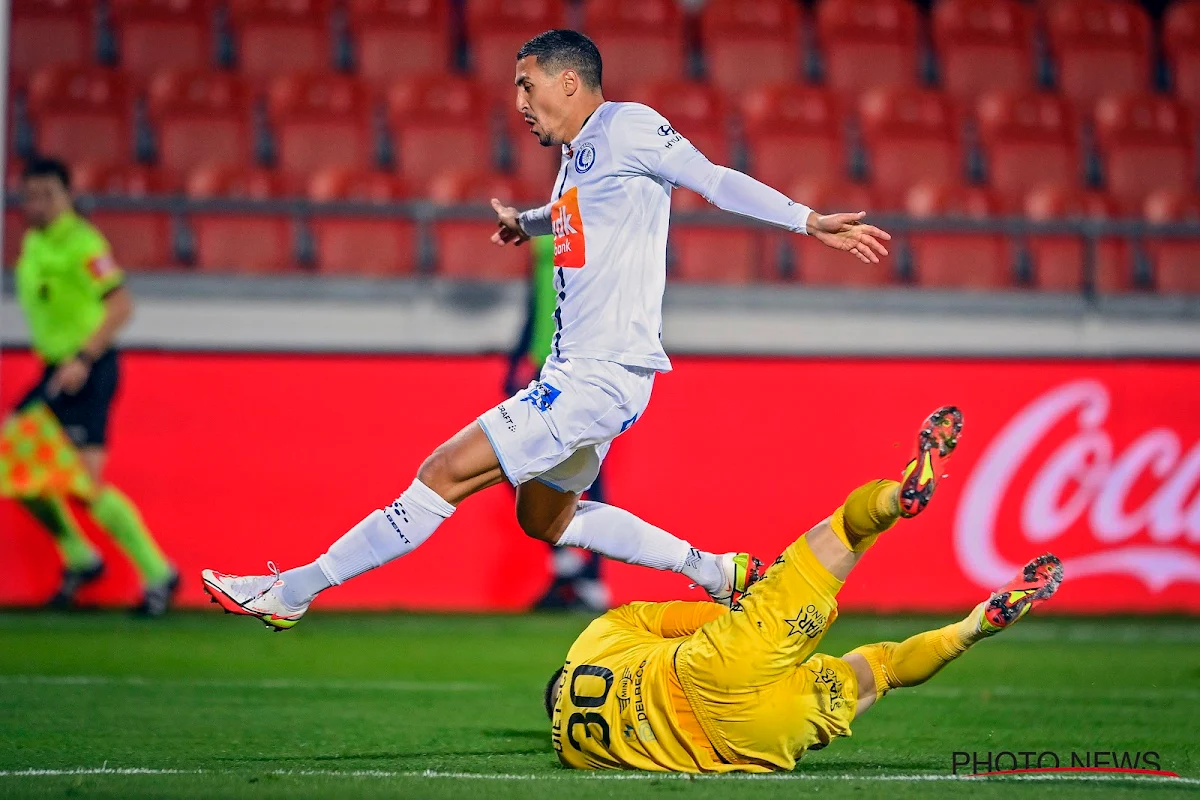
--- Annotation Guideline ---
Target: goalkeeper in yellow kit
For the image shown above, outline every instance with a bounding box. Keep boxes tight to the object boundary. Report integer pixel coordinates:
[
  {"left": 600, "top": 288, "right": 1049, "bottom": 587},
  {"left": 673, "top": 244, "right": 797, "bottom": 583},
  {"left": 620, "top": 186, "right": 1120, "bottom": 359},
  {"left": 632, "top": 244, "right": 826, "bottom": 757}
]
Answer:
[{"left": 546, "top": 406, "right": 1064, "bottom": 773}]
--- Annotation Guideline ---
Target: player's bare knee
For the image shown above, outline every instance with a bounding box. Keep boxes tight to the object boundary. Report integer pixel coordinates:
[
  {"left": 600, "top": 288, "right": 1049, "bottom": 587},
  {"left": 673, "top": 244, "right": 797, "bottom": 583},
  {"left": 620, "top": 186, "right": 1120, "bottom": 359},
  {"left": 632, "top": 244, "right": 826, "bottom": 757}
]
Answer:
[
  {"left": 517, "top": 504, "right": 570, "bottom": 544},
  {"left": 416, "top": 446, "right": 459, "bottom": 496}
]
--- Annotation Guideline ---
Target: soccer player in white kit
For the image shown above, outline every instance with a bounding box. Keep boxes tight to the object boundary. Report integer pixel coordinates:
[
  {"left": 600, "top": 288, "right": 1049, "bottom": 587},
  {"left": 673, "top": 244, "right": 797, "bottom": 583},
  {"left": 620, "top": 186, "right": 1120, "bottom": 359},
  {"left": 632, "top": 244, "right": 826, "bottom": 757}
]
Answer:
[{"left": 201, "top": 30, "right": 892, "bottom": 629}]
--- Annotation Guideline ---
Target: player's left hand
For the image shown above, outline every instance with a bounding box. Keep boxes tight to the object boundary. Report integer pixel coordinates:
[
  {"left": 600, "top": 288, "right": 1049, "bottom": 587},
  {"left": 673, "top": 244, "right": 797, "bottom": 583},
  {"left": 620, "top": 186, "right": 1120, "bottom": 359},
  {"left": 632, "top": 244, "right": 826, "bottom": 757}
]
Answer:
[
  {"left": 807, "top": 211, "right": 891, "bottom": 264},
  {"left": 48, "top": 358, "right": 90, "bottom": 397}
]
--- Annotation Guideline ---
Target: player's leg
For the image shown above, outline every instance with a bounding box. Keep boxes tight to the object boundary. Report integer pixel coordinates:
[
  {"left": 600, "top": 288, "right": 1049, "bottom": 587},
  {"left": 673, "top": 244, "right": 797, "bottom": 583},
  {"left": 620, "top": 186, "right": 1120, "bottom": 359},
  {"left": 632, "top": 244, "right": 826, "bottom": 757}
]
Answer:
[
  {"left": 509, "top": 358, "right": 759, "bottom": 604},
  {"left": 6, "top": 373, "right": 105, "bottom": 602},
  {"left": 63, "top": 352, "right": 177, "bottom": 615},
  {"left": 203, "top": 419, "right": 504, "bottom": 628},
  {"left": 845, "top": 554, "right": 1064, "bottom": 716},
  {"left": 673, "top": 407, "right": 962, "bottom": 765},
  {"left": 517, "top": 459, "right": 759, "bottom": 605},
  {"left": 531, "top": 472, "right": 610, "bottom": 611},
  {"left": 19, "top": 496, "right": 104, "bottom": 607}
]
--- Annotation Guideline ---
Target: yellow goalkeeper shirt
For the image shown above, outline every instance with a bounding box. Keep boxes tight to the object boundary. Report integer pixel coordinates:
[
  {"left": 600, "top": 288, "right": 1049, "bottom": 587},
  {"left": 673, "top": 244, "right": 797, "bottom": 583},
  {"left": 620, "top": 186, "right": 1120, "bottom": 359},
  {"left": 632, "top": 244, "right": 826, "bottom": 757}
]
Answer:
[{"left": 552, "top": 601, "right": 733, "bottom": 773}]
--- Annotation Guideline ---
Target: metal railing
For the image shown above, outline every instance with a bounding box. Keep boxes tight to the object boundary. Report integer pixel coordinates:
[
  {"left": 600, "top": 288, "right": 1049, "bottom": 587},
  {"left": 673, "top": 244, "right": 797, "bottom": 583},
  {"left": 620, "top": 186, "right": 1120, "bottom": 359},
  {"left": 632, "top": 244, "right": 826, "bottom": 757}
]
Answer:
[{"left": 8, "top": 193, "right": 1200, "bottom": 299}]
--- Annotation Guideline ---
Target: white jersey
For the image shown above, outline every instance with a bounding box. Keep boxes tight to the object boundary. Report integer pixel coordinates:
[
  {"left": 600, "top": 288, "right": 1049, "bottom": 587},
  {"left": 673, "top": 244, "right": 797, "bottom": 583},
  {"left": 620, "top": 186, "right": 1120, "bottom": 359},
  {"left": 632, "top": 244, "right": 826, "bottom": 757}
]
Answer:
[{"left": 522, "top": 102, "right": 695, "bottom": 373}]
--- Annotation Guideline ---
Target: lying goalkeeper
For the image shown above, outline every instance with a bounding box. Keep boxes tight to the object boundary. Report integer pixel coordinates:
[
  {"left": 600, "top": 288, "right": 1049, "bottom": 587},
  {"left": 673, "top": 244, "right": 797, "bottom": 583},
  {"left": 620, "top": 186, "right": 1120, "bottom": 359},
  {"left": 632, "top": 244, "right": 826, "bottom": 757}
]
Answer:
[{"left": 546, "top": 406, "right": 1063, "bottom": 772}]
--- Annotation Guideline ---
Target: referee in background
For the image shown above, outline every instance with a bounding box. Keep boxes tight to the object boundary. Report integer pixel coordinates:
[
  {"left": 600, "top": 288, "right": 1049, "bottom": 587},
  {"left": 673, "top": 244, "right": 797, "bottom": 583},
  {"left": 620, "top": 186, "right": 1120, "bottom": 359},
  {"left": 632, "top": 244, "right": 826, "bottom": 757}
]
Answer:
[{"left": 7, "top": 157, "right": 177, "bottom": 615}]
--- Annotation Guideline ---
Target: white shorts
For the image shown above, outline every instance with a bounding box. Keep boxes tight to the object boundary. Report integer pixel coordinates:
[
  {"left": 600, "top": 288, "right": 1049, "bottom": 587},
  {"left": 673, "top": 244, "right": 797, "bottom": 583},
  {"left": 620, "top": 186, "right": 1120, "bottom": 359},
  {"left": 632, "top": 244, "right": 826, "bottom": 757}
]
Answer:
[{"left": 477, "top": 356, "right": 655, "bottom": 494}]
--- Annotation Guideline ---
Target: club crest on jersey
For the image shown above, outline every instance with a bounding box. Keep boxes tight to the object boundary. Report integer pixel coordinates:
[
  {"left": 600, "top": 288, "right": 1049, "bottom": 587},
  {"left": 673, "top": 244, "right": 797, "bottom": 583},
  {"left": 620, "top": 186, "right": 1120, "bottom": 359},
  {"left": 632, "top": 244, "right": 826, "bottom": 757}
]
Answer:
[{"left": 574, "top": 142, "right": 596, "bottom": 173}]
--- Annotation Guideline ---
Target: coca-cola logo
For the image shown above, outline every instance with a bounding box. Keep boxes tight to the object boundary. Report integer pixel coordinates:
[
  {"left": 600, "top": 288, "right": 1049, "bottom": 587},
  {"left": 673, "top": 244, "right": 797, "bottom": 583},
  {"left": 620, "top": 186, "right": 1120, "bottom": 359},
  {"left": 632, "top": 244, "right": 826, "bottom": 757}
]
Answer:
[{"left": 955, "top": 379, "right": 1200, "bottom": 591}]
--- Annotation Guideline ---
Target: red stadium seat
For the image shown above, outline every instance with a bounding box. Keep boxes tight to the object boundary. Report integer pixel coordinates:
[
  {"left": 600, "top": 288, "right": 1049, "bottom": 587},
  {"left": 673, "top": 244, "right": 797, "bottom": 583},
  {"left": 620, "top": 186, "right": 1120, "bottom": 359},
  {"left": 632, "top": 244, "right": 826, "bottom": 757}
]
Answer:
[
  {"left": 109, "top": 0, "right": 213, "bottom": 81},
  {"left": 465, "top": 0, "right": 567, "bottom": 95},
  {"left": 88, "top": 210, "right": 175, "bottom": 269},
  {"left": 1093, "top": 93, "right": 1194, "bottom": 213},
  {"left": 909, "top": 234, "right": 1011, "bottom": 290},
  {"left": 11, "top": 0, "right": 94, "bottom": 83},
  {"left": 741, "top": 84, "right": 844, "bottom": 189},
  {"left": 72, "top": 163, "right": 169, "bottom": 195},
  {"left": 190, "top": 213, "right": 296, "bottom": 272},
  {"left": 699, "top": 0, "right": 802, "bottom": 93},
  {"left": 583, "top": 0, "right": 685, "bottom": 96},
  {"left": 1023, "top": 184, "right": 1130, "bottom": 292},
  {"left": 1042, "top": 0, "right": 1152, "bottom": 107},
  {"left": 932, "top": 0, "right": 1036, "bottom": 100},
  {"left": 387, "top": 76, "right": 491, "bottom": 187},
  {"left": 268, "top": 74, "right": 373, "bottom": 186},
  {"left": 427, "top": 171, "right": 539, "bottom": 204},
  {"left": 26, "top": 66, "right": 132, "bottom": 165},
  {"left": 5, "top": 210, "right": 26, "bottom": 267},
  {"left": 346, "top": 0, "right": 451, "bottom": 84},
  {"left": 669, "top": 225, "right": 765, "bottom": 283},
  {"left": 1147, "top": 239, "right": 1200, "bottom": 293},
  {"left": 976, "top": 91, "right": 1079, "bottom": 210},
  {"left": 817, "top": 0, "right": 921, "bottom": 91},
  {"left": 433, "top": 221, "right": 529, "bottom": 278},
  {"left": 904, "top": 181, "right": 1003, "bottom": 218},
  {"left": 310, "top": 217, "right": 419, "bottom": 275},
  {"left": 307, "top": 168, "right": 407, "bottom": 203},
  {"left": 902, "top": 181, "right": 1010, "bottom": 290},
  {"left": 147, "top": 70, "right": 252, "bottom": 180},
  {"left": 1143, "top": 188, "right": 1200, "bottom": 224},
  {"left": 1165, "top": 0, "right": 1200, "bottom": 109},
  {"left": 625, "top": 81, "right": 730, "bottom": 166},
  {"left": 858, "top": 87, "right": 961, "bottom": 207},
  {"left": 227, "top": 0, "right": 332, "bottom": 85},
  {"left": 784, "top": 179, "right": 893, "bottom": 286},
  {"left": 184, "top": 165, "right": 286, "bottom": 198}
]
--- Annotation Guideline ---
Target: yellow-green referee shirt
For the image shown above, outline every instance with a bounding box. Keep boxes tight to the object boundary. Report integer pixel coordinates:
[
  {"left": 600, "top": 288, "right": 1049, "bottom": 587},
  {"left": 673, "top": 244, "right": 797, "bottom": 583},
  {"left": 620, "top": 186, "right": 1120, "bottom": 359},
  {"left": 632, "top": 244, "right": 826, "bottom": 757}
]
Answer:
[{"left": 15, "top": 211, "right": 124, "bottom": 365}]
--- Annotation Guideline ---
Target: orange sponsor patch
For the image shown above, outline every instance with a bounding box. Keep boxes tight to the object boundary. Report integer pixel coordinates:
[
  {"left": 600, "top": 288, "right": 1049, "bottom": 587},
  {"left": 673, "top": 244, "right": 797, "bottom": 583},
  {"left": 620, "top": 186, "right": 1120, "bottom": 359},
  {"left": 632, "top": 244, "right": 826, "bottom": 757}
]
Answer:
[{"left": 551, "top": 186, "right": 586, "bottom": 268}]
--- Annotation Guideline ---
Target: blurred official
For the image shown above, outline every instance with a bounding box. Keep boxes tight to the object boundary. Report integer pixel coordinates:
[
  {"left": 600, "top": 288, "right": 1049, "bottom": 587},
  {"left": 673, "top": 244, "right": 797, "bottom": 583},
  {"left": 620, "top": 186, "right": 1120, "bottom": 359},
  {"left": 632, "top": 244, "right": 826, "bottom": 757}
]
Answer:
[{"left": 6, "top": 157, "right": 177, "bottom": 615}]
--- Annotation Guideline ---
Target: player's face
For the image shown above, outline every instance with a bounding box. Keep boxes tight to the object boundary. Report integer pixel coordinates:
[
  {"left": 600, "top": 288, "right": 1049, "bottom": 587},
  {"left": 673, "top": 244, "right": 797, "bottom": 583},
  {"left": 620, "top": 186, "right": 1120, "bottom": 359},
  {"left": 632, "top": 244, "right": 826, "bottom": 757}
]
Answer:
[
  {"left": 22, "top": 174, "right": 71, "bottom": 229},
  {"left": 514, "top": 56, "right": 569, "bottom": 147}
]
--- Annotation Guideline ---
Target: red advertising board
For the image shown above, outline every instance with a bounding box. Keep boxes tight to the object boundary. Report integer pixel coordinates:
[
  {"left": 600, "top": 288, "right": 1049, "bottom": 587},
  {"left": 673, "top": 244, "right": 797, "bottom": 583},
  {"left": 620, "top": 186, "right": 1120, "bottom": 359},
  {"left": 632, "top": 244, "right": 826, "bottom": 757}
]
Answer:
[{"left": 2, "top": 351, "right": 1197, "bottom": 613}]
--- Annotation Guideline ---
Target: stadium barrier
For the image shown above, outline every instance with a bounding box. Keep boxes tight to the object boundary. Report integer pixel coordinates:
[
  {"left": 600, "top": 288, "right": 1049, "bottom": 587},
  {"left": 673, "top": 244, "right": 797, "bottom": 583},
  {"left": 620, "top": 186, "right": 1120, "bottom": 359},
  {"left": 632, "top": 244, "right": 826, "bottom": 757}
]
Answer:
[
  {"left": 15, "top": 193, "right": 1200, "bottom": 292},
  {"left": 2, "top": 350, "right": 1197, "bottom": 614}
]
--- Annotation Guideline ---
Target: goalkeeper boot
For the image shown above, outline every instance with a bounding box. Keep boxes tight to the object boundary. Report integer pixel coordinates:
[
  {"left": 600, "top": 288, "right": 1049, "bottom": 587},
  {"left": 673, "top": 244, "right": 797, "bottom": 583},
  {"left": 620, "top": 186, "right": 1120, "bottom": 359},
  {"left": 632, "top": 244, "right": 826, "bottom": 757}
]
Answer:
[
  {"left": 899, "top": 405, "right": 964, "bottom": 518},
  {"left": 979, "top": 554, "right": 1064, "bottom": 634}
]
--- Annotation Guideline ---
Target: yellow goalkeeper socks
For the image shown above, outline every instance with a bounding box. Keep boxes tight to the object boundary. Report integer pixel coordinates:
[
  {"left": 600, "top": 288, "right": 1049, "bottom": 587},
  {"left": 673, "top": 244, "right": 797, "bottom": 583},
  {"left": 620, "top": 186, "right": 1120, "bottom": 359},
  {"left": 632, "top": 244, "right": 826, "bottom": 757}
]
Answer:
[
  {"left": 850, "top": 610, "right": 983, "bottom": 699},
  {"left": 829, "top": 479, "right": 901, "bottom": 554},
  {"left": 21, "top": 496, "right": 100, "bottom": 570}
]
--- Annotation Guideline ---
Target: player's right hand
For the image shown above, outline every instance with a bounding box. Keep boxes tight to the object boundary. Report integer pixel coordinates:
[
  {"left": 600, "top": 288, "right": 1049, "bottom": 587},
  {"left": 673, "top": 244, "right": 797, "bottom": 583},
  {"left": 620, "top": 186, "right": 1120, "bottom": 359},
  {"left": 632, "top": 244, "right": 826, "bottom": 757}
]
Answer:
[{"left": 491, "top": 198, "right": 530, "bottom": 247}]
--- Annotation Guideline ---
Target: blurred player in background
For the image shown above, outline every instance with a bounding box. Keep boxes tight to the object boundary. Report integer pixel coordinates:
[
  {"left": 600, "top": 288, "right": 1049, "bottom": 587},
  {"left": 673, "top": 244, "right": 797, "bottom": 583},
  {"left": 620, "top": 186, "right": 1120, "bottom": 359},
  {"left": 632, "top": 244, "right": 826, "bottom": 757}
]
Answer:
[
  {"left": 506, "top": 236, "right": 609, "bottom": 612},
  {"left": 202, "top": 30, "right": 890, "bottom": 630},
  {"left": 546, "top": 407, "right": 1065, "bottom": 773},
  {"left": 4, "top": 157, "right": 177, "bottom": 615}
]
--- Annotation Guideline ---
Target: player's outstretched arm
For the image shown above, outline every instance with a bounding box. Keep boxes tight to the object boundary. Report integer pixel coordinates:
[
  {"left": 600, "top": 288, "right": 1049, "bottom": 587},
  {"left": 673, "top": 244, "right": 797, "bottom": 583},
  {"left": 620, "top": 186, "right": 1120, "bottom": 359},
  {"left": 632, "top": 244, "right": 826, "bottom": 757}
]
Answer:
[
  {"left": 666, "top": 154, "right": 891, "bottom": 265},
  {"left": 806, "top": 210, "right": 892, "bottom": 265}
]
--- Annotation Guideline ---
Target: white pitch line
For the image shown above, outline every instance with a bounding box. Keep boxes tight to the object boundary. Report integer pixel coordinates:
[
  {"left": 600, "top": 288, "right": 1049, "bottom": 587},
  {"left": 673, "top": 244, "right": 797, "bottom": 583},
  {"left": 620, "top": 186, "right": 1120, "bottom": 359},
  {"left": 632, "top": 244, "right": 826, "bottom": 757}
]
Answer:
[
  {"left": 0, "top": 768, "right": 1195, "bottom": 785},
  {"left": 0, "top": 675, "right": 491, "bottom": 692}
]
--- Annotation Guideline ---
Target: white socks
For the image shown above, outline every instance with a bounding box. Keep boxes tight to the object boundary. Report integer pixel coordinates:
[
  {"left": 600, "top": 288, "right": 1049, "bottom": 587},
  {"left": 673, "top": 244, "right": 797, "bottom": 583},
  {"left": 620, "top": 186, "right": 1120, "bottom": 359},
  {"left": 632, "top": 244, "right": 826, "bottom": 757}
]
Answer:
[
  {"left": 554, "top": 501, "right": 725, "bottom": 595},
  {"left": 278, "top": 489, "right": 720, "bottom": 609},
  {"left": 280, "top": 479, "right": 454, "bottom": 608}
]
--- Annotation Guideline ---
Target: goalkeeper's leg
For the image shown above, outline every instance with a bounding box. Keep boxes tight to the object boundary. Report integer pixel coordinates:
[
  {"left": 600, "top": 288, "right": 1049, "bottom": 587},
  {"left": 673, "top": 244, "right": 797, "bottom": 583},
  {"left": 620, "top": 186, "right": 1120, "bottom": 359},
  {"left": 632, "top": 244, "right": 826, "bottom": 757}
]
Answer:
[{"left": 845, "top": 554, "right": 1064, "bottom": 716}]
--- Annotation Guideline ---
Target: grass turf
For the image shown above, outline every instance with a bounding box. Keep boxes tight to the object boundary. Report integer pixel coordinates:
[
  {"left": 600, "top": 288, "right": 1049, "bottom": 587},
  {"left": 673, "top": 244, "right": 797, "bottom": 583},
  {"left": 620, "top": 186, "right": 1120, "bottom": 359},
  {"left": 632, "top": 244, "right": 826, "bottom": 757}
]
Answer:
[{"left": 0, "top": 611, "right": 1196, "bottom": 799}]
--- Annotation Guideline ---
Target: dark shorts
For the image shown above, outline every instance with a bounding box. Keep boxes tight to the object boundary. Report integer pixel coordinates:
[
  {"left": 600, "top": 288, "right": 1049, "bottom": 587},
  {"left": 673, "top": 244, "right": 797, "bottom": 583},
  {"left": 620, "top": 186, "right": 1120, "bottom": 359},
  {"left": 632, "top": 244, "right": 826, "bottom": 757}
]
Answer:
[{"left": 17, "top": 349, "right": 120, "bottom": 448}]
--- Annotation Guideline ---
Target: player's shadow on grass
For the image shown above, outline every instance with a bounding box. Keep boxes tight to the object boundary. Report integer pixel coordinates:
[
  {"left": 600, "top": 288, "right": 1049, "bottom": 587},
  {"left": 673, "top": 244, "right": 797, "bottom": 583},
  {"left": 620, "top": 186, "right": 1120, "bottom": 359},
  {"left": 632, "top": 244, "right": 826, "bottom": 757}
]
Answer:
[{"left": 482, "top": 728, "right": 550, "bottom": 743}]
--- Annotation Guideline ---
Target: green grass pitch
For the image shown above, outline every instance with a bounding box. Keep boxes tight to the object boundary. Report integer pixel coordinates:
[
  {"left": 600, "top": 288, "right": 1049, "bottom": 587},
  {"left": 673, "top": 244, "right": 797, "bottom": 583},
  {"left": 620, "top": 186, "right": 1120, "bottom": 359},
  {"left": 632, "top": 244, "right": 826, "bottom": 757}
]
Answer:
[{"left": 0, "top": 611, "right": 1196, "bottom": 799}]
